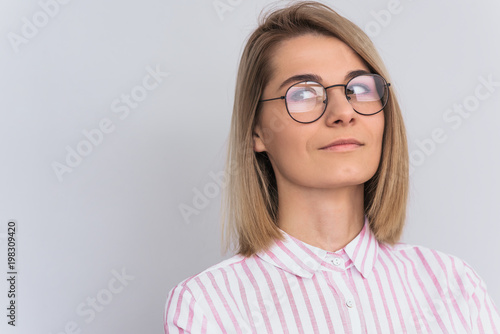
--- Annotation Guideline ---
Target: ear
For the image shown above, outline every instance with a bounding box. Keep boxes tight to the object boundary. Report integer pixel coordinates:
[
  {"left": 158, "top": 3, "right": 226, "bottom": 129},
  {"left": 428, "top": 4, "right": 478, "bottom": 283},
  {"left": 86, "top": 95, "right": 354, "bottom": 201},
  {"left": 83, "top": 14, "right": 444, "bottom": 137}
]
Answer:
[{"left": 253, "top": 122, "right": 267, "bottom": 153}]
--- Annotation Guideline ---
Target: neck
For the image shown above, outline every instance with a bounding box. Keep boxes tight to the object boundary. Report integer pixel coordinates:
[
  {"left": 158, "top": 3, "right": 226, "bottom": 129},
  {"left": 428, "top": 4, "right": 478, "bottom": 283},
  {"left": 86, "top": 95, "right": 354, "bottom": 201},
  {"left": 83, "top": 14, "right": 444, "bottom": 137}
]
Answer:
[{"left": 277, "top": 180, "right": 365, "bottom": 252}]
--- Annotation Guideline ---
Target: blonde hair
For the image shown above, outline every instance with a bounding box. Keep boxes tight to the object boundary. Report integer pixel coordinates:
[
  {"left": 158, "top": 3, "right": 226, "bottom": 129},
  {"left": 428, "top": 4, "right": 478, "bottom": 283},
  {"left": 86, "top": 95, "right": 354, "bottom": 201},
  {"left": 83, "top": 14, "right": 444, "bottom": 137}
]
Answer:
[{"left": 221, "top": 1, "right": 409, "bottom": 257}]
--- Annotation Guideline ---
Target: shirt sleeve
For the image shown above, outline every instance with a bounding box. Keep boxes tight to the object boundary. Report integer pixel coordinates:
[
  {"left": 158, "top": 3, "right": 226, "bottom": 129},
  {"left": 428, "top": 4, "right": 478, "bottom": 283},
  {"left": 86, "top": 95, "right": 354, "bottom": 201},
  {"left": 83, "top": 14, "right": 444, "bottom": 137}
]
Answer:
[
  {"left": 164, "top": 283, "right": 211, "bottom": 334},
  {"left": 463, "top": 262, "right": 500, "bottom": 333}
]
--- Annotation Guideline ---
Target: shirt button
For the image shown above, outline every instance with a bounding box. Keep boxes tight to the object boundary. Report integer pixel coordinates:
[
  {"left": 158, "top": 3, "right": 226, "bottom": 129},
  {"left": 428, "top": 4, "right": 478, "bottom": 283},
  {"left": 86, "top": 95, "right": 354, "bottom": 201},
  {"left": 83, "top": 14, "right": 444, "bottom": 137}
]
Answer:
[
  {"left": 346, "top": 299, "right": 355, "bottom": 308},
  {"left": 331, "top": 258, "right": 343, "bottom": 266}
]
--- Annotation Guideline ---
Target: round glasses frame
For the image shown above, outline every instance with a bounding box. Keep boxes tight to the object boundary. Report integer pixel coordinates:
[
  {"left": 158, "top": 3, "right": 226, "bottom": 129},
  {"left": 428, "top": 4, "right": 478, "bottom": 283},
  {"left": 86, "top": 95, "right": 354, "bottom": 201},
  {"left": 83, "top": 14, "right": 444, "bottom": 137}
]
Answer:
[{"left": 258, "top": 73, "right": 391, "bottom": 124}]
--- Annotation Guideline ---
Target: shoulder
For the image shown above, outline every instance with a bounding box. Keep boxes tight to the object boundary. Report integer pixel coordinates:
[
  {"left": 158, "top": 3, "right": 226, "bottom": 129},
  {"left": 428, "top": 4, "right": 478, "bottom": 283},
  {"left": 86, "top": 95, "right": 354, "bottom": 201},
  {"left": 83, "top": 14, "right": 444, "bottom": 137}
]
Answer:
[
  {"left": 381, "top": 241, "right": 470, "bottom": 272},
  {"left": 164, "top": 254, "right": 252, "bottom": 331},
  {"left": 166, "top": 253, "right": 249, "bottom": 300},
  {"left": 379, "top": 241, "right": 482, "bottom": 297},
  {"left": 381, "top": 240, "right": 463, "bottom": 263}
]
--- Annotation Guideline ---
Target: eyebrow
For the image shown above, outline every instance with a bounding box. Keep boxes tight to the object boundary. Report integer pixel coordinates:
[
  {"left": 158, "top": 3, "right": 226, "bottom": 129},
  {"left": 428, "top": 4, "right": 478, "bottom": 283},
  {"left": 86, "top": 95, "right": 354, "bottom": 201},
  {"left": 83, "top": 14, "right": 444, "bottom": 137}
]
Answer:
[{"left": 277, "top": 69, "right": 372, "bottom": 91}]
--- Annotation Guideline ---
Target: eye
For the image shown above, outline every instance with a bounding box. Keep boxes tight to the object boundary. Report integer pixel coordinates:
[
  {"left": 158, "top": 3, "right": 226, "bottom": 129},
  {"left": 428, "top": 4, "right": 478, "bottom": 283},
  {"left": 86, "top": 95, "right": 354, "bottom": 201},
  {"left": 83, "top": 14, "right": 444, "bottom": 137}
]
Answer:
[
  {"left": 287, "top": 84, "right": 320, "bottom": 103},
  {"left": 346, "top": 75, "right": 382, "bottom": 102},
  {"left": 348, "top": 83, "right": 371, "bottom": 95}
]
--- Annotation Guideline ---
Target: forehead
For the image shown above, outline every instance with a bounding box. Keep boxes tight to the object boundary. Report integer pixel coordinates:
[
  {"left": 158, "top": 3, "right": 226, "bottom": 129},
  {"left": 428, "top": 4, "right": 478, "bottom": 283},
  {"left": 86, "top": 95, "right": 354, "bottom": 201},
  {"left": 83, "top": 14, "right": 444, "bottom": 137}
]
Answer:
[{"left": 269, "top": 34, "right": 369, "bottom": 86}]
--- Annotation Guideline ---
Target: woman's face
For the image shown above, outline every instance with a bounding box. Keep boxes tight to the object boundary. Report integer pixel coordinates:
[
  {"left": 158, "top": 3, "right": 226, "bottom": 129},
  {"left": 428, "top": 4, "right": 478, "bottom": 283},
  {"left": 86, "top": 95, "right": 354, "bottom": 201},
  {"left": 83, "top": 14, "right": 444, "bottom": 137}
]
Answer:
[{"left": 253, "top": 33, "right": 385, "bottom": 190}]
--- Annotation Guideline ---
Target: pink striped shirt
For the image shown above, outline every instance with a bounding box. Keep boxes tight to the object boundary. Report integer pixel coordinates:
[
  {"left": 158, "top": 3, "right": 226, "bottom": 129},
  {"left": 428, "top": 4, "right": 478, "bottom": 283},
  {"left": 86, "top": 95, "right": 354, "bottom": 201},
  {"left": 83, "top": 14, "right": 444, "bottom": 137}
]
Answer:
[{"left": 164, "top": 217, "right": 500, "bottom": 333}]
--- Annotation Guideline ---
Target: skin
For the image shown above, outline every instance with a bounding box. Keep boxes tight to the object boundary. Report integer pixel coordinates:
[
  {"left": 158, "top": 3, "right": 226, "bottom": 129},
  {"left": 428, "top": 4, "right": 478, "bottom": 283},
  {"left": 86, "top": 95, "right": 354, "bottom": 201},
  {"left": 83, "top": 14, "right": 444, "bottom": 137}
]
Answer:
[{"left": 253, "top": 33, "right": 385, "bottom": 252}]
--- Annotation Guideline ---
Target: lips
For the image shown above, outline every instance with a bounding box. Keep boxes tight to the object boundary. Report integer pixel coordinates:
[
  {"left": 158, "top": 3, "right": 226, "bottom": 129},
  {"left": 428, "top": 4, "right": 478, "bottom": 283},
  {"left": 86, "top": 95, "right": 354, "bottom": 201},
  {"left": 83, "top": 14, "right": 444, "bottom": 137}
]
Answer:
[{"left": 320, "top": 138, "right": 363, "bottom": 150}]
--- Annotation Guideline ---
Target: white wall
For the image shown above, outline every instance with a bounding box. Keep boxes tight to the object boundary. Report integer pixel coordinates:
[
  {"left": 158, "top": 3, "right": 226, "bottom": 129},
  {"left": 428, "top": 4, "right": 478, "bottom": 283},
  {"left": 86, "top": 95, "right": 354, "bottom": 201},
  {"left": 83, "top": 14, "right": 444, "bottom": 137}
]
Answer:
[{"left": 0, "top": 0, "right": 499, "bottom": 333}]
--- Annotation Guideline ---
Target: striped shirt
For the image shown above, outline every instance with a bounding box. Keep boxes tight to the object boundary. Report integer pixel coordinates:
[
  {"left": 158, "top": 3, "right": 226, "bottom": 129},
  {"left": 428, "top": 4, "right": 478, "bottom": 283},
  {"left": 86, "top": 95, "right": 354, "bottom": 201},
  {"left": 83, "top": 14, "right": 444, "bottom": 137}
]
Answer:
[{"left": 164, "top": 217, "right": 500, "bottom": 333}]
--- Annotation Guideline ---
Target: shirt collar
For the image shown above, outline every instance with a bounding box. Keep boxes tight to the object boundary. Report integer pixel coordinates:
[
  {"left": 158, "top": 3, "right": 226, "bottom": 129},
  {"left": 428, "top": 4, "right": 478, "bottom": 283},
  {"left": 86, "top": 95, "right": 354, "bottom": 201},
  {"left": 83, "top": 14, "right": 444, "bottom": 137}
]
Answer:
[{"left": 255, "top": 216, "right": 379, "bottom": 279}]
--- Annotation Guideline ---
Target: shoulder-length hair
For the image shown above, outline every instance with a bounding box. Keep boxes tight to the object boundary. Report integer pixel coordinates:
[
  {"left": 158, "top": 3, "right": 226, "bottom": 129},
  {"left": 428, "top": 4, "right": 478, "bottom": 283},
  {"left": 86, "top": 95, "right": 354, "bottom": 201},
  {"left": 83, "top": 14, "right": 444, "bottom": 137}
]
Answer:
[{"left": 221, "top": 1, "right": 409, "bottom": 257}]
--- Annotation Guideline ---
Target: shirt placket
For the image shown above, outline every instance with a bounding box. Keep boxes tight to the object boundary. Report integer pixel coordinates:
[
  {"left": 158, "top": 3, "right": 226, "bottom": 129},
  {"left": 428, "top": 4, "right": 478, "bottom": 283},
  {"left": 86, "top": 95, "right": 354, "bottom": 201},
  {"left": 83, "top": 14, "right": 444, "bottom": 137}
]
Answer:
[{"left": 323, "top": 253, "right": 363, "bottom": 334}]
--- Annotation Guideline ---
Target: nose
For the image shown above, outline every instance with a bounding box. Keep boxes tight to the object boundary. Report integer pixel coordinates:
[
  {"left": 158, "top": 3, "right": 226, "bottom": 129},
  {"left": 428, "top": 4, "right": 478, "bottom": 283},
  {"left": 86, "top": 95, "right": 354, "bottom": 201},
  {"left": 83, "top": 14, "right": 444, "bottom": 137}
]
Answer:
[{"left": 323, "top": 85, "right": 356, "bottom": 126}]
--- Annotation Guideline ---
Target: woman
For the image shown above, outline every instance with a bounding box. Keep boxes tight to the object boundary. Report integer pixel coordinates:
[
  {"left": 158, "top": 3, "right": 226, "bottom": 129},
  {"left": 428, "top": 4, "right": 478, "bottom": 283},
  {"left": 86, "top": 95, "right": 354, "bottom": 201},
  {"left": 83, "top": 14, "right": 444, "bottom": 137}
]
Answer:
[{"left": 164, "top": 1, "right": 500, "bottom": 333}]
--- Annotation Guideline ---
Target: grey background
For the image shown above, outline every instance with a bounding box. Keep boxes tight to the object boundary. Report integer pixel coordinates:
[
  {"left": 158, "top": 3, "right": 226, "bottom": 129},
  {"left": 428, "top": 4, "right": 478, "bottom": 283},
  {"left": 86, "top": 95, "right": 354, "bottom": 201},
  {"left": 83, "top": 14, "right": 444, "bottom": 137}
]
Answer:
[{"left": 0, "top": 0, "right": 499, "bottom": 333}]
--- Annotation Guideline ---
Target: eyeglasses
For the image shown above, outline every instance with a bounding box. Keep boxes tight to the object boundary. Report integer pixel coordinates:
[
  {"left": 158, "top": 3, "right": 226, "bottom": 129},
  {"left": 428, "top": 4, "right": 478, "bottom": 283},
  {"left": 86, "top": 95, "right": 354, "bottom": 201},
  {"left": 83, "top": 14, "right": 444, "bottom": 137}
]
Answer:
[{"left": 259, "top": 73, "right": 390, "bottom": 123}]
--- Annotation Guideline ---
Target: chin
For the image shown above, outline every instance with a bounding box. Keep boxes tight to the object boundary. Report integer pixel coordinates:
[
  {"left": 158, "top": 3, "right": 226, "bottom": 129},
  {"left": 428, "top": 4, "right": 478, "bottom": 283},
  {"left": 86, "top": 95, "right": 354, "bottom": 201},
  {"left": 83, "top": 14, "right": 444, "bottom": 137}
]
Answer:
[
  {"left": 331, "top": 168, "right": 378, "bottom": 185},
  {"left": 310, "top": 174, "right": 370, "bottom": 189}
]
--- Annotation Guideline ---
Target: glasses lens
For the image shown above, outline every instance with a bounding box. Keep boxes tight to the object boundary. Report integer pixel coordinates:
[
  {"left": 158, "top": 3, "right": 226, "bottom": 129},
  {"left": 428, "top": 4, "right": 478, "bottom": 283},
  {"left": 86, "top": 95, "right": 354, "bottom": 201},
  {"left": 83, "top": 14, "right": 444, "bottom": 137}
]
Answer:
[
  {"left": 285, "top": 81, "right": 325, "bottom": 123},
  {"left": 346, "top": 74, "right": 388, "bottom": 115}
]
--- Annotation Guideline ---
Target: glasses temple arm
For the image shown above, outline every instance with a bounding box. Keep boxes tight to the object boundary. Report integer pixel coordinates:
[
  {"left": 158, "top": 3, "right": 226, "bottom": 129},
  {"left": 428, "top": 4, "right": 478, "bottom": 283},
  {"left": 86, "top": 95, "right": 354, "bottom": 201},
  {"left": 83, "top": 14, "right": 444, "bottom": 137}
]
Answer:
[{"left": 259, "top": 96, "right": 286, "bottom": 103}]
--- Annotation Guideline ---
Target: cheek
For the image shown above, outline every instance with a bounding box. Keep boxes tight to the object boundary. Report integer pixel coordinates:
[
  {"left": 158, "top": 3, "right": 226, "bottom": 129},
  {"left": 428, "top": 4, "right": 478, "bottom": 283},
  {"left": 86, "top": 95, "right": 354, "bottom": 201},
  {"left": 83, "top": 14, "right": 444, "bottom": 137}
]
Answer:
[
  {"left": 356, "top": 114, "right": 384, "bottom": 168},
  {"left": 372, "top": 113, "right": 385, "bottom": 147},
  {"left": 377, "top": 128, "right": 384, "bottom": 150},
  {"left": 265, "top": 127, "right": 302, "bottom": 158},
  {"left": 259, "top": 106, "right": 297, "bottom": 150},
  {"left": 370, "top": 115, "right": 385, "bottom": 166},
  {"left": 257, "top": 105, "right": 288, "bottom": 140},
  {"left": 263, "top": 123, "right": 313, "bottom": 170}
]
